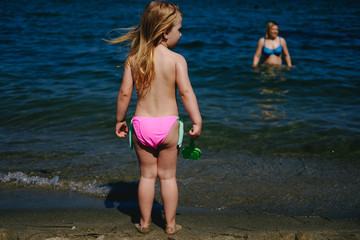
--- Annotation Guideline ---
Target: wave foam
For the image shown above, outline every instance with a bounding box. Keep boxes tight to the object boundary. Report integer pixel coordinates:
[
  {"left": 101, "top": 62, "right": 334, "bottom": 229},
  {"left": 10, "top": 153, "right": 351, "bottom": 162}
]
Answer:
[
  {"left": 0, "top": 171, "right": 110, "bottom": 197},
  {"left": 0, "top": 171, "right": 60, "bottom": 187}
]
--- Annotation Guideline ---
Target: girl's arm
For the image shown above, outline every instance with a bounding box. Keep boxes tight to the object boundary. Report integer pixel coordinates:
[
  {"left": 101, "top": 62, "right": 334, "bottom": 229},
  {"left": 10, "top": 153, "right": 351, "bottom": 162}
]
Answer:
[
  {"left": 282, "top": 38, "right": 292, "bottom": 67},
  {"left": 175, "top": 54, "right": 202, "bottom": 139},
  {"left": 116, "top": 63, "right": 134, "bottom": 138},
  {"left": 252, "top": 38, "right": 263, "bottom": 67}
]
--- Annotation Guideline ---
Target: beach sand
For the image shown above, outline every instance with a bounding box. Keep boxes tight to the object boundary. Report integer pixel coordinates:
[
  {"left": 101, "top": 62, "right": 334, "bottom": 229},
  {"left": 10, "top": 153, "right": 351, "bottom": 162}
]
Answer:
[{"left": 0, "top": 187, "right": 359, "bottom": 240}]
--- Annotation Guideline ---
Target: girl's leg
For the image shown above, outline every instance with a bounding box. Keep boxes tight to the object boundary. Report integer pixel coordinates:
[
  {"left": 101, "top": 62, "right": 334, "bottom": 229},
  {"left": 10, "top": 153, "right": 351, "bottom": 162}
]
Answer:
[
  {"left": 133, "top": 137, "right": 157, "bottom": 228},
  {"left": 157, "top": 121, "right": 180, "bottom": 229}
]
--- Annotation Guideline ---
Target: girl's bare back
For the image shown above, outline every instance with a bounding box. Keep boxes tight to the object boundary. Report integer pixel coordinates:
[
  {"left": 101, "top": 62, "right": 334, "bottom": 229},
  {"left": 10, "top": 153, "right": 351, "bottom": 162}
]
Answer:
[{"left": 135, "top": 45, "right": 181, "bottom": 117}]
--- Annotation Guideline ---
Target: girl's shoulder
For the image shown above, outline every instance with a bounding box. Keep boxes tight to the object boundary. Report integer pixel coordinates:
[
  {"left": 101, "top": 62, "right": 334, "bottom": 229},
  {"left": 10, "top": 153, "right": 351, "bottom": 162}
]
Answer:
[
  {"left": 159, "top": 46, "right": 187, "bottom": 64},
  {"left": 172, "top": 51, "right": 187, "bottom": 68},
  {"left": 126, "top": 54, "right": 136, "bottom": 66},
  {"left": 164, "top": 49, "right": 187, "bottom": 69},
  {"left": 173, "top": 51, "right": 186, "bottom": 62}
]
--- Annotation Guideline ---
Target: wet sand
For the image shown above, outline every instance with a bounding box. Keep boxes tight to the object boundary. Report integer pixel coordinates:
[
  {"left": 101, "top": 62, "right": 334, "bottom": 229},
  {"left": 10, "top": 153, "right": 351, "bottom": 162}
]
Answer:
[
  {"left": 1, "top": 187, "right": 360, "bottom": 240},
  {"left": 1, "top": 208, "right": 360, "bottom": 240}
]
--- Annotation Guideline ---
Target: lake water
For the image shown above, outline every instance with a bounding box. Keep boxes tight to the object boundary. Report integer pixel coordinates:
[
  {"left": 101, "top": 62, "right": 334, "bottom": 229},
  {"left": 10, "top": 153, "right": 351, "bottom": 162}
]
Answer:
[{"left": 1, "top": 0, "right": 359, "bottom": 219}]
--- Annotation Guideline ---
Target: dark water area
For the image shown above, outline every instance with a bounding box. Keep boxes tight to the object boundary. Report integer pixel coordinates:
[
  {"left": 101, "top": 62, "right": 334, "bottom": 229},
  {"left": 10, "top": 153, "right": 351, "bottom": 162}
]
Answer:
[{"left": 1, "top": 0, "right": 360, "bottom": 219}]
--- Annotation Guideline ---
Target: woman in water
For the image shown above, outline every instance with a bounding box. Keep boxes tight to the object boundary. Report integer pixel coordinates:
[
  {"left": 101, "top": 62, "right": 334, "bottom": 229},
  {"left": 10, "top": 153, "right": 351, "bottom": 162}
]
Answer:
[{"left": 252, "top": 21, "right": 292, "bottom": 67}]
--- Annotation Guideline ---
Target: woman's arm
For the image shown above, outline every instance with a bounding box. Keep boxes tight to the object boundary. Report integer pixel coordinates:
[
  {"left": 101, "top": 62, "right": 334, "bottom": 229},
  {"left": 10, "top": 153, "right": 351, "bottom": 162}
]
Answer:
[
  {"left": 252, "top": 38, "right": 264, "bottom": 67},
  {"left": 282, "top": 38, "right": 292, "bottom": 67}
]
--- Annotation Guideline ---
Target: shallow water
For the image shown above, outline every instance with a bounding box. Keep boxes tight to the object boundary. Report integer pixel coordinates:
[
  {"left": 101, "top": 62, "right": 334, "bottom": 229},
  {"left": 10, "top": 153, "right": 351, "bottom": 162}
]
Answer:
[{"left": 1, "top": 0, "right": 360, "bottom": 218}]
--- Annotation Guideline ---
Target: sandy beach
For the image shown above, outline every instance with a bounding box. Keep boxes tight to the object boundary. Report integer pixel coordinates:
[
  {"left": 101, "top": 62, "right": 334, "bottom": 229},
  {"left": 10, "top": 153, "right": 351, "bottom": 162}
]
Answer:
[
  {"left": 0, "top": 187, "right": 359, "bottom": 240},
  {"left": 1, "top": 208, "right": 360, "bottom": 240}
]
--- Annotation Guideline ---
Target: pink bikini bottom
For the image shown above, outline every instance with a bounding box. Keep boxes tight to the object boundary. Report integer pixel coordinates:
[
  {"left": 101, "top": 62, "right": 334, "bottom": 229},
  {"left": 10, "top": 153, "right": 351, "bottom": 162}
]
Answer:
[{"left": 130, "top": 116, "right": 183, "bottom": 149}]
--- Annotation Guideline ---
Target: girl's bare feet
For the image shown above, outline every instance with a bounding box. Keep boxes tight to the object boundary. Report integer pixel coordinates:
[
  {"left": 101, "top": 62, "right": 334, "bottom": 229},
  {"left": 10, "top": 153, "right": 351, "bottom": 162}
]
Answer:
[
  {"left": 135, "top": 223, "right": 150, "bottom": 234},
  {"left": 165, "top": 224, "right": 182, "bottom": 235}
]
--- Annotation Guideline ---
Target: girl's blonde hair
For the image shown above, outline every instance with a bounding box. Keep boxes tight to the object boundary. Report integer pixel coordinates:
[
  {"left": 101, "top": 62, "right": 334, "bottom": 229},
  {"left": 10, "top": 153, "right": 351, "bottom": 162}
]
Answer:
[
  {"left": 107, "top": 1, "right": 182, "bottom": 99},
  {"left": 265, "top": 21, "right": 278, "bottom": 39}
]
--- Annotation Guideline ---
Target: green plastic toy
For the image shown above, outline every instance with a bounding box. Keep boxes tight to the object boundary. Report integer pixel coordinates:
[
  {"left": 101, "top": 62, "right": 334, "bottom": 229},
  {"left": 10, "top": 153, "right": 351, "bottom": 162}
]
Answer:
[{"left": 181, "top": 138, "right": 201, "bottom": 160}]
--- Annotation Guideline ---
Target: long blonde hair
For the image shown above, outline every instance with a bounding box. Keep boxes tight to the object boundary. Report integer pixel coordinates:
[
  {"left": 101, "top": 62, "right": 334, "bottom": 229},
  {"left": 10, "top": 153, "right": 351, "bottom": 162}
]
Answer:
[
  {"left": 265, "top": 21, "right": 278, "bottom": 39},
  {"left": 107, "top": 1, "right": 182, "bottom": 99}
]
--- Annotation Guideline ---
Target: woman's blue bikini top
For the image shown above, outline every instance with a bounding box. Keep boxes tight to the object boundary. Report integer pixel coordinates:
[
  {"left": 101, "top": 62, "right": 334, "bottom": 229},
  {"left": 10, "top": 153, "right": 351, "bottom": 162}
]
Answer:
[{"left": 263, "top": 37, "right": 282, "bottom": 56}]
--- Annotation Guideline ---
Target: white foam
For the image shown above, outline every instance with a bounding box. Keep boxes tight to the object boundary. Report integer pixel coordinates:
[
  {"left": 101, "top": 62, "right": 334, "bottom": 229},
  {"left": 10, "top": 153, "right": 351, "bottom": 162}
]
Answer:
[
  {"left": 68, "top": 179, "right": 110, "bottom": 196},
  {"left": 0, "top": 171, "right": 60, "bottom": 187},
  {"left": 0, "top": 171, "right": 110, "bottom": 197}
]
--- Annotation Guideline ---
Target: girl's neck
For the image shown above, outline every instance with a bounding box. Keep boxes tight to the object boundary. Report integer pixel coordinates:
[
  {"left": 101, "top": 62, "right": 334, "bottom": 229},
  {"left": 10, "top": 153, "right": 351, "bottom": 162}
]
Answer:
[
  {"left": 158, "top": 37, "right": 169, "bottom": 49},
  {"left": 160, "top": 42, "right": 168, "bottom": 48}
]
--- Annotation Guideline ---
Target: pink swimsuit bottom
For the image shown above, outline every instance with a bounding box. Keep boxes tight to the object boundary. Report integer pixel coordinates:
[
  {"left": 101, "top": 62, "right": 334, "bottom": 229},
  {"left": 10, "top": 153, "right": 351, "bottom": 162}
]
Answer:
[{"left": 131, "top": 116, "right": 183, "bottom": 149}]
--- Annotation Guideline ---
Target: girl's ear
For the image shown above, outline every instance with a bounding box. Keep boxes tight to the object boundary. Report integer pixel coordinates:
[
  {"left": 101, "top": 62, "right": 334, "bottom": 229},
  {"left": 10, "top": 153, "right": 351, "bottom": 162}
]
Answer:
[{"left": 163, "top": 30, "right": 169, "bottom": 40}]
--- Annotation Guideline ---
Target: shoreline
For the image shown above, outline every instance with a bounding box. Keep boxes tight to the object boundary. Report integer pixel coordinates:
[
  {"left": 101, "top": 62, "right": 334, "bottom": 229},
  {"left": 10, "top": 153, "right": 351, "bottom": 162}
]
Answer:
[{"left": 0, "top": 187, "right": 359, "bottom": 239}]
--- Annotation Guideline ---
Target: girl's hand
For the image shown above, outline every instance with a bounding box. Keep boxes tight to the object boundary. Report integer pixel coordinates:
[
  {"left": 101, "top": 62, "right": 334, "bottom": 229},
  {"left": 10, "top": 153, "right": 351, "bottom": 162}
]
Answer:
[
  {"left": 115, "top": 121, "right": 128, "bottom": 138},
  {"left": 189, "top": 123, "right": 201, "bottom": 140}
]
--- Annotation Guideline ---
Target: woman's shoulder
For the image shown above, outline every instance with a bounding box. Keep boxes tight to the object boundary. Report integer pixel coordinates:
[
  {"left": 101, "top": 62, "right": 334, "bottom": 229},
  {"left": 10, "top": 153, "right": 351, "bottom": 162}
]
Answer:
[{"left": 257, "top": 37, "right": 265, "bottom": 46}]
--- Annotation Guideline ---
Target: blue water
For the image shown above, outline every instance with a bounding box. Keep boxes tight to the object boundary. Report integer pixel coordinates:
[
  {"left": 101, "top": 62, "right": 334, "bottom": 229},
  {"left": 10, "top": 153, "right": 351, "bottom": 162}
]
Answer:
[{"left": 1, "top": 0, "right": 360, "bottom": 219}]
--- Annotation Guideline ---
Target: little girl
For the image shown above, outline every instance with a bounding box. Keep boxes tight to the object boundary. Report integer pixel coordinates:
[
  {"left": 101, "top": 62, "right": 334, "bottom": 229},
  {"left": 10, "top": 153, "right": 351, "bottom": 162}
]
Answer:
[{"left": 109, "top": 1, "right": 202, "bottom": 235}]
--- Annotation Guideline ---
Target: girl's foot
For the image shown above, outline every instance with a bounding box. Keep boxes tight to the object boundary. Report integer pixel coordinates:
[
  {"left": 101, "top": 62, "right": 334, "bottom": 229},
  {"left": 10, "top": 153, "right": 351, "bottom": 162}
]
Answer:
[
  {"left": 165, "top": 224, "right": 182, "bottom": 235},
  {"left": 135, "top": 223, "right": 150, "bottom": 234}
]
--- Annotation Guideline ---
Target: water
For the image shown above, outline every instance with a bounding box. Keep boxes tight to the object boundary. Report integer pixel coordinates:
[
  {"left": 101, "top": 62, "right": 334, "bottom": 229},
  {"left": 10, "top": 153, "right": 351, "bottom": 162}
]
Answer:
[{"left": 1, "top": 0, "right": 360, "bottom": 219}]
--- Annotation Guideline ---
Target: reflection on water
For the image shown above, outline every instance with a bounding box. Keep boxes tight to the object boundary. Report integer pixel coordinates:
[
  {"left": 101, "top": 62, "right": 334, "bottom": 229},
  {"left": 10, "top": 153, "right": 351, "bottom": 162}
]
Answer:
[
  {"left": 256, "top": 64, "right": 290, "bottom": 81},
  {"left": 251, "top": 66, "right": 289, "bottom": 122}
]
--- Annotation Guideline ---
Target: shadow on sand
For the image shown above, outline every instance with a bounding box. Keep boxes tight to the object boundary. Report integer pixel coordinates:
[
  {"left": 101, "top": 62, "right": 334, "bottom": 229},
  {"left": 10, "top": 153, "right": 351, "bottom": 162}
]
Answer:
[{"left": 103, "top": 181, "right": 167, "bottom": 230}]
